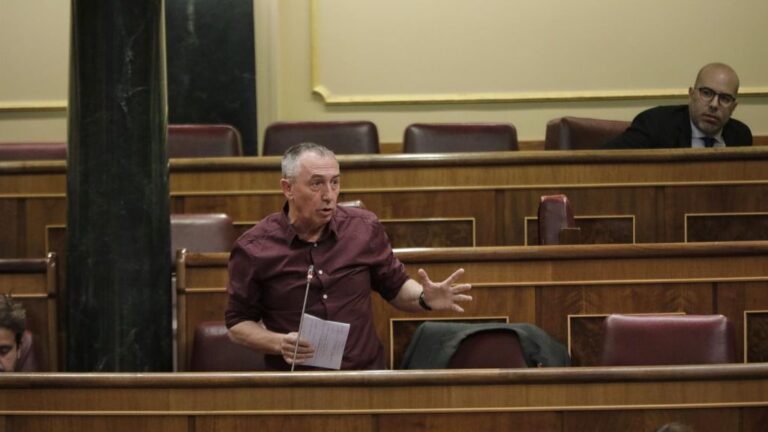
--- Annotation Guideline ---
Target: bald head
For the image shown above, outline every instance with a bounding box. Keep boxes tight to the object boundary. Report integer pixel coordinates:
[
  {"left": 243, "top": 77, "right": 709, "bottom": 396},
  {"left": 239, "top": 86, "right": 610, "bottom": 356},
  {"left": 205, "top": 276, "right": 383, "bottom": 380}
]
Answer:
[{"left": 694, "top": 62, "right": 740, "bottom": 94}]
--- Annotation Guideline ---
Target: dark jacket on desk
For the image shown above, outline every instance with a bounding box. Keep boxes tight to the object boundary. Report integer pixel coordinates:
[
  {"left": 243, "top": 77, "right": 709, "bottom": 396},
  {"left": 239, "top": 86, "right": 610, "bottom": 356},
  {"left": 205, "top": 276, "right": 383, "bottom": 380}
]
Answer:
[
  {"left": 400, "top": 321, "right": 570, "bottom": 369},
  {"left": 602, "top": 105, "right": 752, "bottom": 149}
]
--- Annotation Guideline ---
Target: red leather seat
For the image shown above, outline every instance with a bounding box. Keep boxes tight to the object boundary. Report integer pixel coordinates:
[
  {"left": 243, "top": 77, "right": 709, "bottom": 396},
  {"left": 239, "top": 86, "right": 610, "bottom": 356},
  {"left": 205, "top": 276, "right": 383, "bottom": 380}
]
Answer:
[
  {"left": 0, "top": 142, "right": 67, "bottom": 160},
  {"left": 190, "top": 321, "right": 266, "bottom": 371},
  {"left": 167, "top": 124, "right": 243, "bottom": 157},
  {"left": 403, "top": 123, "right": 518, "bottom": 153},
  {"left": 545, "top": 116, "right": 630, "bottom": 150},
  {"left": 599, "top": 314, "right": 737, "bottom": 366},
  {"left": 447, "top": 330, "right": 527, "bottom": 368},
  {"left": 263, "top": 121, "right": 380, "bottom": 155},
  {"left": 537, "top": 194, "right": 578, "bottom": 245},
  {"left": 17, "top": 330, "right": 41, "bottom": 372},
  {"left": 170, "top": 213, "right": 235, "bottom": 262}
]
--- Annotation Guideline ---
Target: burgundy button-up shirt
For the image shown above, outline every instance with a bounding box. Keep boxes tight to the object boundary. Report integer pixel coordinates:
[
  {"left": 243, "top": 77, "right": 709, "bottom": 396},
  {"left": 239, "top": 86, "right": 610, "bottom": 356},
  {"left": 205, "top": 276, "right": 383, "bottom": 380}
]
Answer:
[{"left": 226, "top": 205, "right": 409, "bottom": 370}]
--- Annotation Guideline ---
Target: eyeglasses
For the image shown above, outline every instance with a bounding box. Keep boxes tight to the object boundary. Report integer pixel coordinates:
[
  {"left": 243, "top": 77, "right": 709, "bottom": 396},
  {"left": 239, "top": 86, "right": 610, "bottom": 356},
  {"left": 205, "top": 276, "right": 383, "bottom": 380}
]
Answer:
[{"left": 696, "top": 86, "right": 736, "bottom": 107}]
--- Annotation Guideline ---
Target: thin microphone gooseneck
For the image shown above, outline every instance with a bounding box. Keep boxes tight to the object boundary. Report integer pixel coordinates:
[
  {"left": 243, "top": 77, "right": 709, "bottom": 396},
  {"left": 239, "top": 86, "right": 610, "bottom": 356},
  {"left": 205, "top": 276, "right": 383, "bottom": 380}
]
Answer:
[{"left": 291, "top": 264, "right": 314, "bottom": 371}]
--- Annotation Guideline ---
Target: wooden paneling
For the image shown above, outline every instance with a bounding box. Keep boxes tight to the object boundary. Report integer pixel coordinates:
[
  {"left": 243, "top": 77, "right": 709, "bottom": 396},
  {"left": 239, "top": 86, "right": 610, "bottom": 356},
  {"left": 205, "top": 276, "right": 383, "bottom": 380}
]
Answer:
[
  {"left": 526, "top": 215, "right": 635, "bottom": 245},
  {"left": 563, "top": 408, "right": 740, "bottom": 432},
  {"left": 1, "top": 368, "right": 768, "bottom": 432},
  {"left": 4, "top": 417, "right": 189, "bottom": 432},
  {"left": 745, "top": 310, "right": 768, "bottom": 363},
  {"left": 196, "top": 415, "right": 374, "bottom": 432},
  {"left": 686, "top": 212, "right": 768, "bottom": 242},
  {"left": 177, "top": 242, "right": 768, "bottom": 370},
  {"left": 3, "top": 149, "right": 768, "bottom": 261}
]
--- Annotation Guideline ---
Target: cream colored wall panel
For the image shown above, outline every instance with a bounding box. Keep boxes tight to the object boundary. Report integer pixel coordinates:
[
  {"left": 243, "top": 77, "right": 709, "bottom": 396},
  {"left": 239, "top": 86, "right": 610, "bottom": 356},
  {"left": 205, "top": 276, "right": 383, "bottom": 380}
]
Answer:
[
  {"left": 0, "top": 0, "right": 69, "bottom": 141},
  {"left": 311, "top": 0, "right": 768, "bottom": 104},
  {"left": 269, "top": 0, "right": 767, "bottom": 143},
  {"left": 0, "top": 0, "right": 69, "bottom": 106}
]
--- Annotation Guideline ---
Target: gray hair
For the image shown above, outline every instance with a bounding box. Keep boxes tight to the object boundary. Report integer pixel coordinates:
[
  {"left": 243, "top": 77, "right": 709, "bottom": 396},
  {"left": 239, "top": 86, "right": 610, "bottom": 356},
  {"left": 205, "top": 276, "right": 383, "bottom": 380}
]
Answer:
[{"left": 281, "top": 142, "right": 336, "bottom": 179}]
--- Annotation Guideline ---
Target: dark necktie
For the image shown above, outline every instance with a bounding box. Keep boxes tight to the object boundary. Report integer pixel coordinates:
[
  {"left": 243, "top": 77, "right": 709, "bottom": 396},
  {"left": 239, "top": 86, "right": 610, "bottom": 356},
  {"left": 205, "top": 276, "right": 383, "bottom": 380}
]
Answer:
[{"left": 703, "top": 137, "right": 716, "bottom": 148}]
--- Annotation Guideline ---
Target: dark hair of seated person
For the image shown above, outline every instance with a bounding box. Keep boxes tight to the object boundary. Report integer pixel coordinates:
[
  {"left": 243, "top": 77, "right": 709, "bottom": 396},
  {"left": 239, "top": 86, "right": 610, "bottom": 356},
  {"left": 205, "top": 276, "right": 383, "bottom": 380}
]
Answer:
[{"left": 0, "top": 295, "right": 26, "bottom": 372}]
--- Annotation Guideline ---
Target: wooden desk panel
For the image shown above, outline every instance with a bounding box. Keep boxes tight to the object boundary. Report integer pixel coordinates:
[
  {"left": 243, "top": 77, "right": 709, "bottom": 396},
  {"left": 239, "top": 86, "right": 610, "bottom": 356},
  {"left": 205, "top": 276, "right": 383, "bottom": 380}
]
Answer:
[
  {"left": 177, "top": 242, "right": 768, "bottom": 370},
  {"left": 1, "top": 367, "right": 767, "bottom": 432},
  {"left": 3, "top": 148, "right": 768, "bottom": 260}
]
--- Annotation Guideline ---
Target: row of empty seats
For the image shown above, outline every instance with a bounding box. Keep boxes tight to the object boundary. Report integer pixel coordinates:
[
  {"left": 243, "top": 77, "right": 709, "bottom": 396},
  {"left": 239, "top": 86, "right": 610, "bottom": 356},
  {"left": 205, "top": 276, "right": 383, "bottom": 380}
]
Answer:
[
  {"left": 189, "top": 313, "right": 736, "bottom": 371},
  {"left": 0, "top": 116, "right": 631, "bottom": 161},
  {"left": 0, "top": 124, "right": 243, "bottom": 161},
  {"left": 262, "top": 117, "right": 629, "bottom": 154}
]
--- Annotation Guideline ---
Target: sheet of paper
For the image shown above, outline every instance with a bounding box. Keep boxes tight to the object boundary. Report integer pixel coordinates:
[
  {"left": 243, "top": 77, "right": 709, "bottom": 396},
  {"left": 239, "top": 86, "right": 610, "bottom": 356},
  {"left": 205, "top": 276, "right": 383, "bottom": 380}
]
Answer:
[{"left": 299, "top": 313, "right": 350, "bottom": 370}]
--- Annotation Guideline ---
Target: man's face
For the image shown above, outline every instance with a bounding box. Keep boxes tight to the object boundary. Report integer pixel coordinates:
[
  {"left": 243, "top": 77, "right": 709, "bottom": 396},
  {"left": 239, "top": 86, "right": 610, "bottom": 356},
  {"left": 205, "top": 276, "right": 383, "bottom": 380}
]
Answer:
[
  {"left": 282, "top": 152, "right": 340, "bottom": 232},
  {"left": 688, "top": 66, "right": 739, "bottom": 136},
  {"left": 0, "top": 327, "right": 19, "bottom": 372}
]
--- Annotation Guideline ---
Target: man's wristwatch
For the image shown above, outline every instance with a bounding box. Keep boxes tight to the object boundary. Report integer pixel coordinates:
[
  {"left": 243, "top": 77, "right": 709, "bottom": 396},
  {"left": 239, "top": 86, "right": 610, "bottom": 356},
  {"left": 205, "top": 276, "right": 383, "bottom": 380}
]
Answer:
[{"left": 418, "top": 291, "right": 432, "bottom": 311}]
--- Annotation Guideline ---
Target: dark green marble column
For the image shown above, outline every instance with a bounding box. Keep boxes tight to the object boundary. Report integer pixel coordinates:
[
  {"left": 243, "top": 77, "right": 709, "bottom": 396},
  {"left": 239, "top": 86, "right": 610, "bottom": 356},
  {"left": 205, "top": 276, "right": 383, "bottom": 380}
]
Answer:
[{"left": 67, "top": 0, "right": 171, "bottom": 371}]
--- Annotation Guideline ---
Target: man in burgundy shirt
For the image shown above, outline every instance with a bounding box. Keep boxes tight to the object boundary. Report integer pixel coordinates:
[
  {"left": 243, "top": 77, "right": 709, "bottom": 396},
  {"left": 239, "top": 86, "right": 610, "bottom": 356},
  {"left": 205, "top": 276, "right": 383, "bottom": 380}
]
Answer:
[{"left": 226, "top": 143, "right": 472, "bottom": 370}]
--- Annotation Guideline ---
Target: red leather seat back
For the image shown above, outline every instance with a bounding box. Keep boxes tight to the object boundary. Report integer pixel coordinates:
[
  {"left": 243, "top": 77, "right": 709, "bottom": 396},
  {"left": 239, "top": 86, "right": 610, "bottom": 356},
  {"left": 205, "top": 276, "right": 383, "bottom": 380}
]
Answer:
[
  {"left": 190, "top": 321, "right": 266, "bottom": 371},
  {"left": 545, "top": 117, "right": 629, "bottom": 150},
  {"left": 170, "top": 213, "right": 235, "bottom": 262},
  {"left": 0, "top": 142, "right": 67, "bottom": 161},
  {"left": 167, "top": 124, "right": 243, "bottom": 157},
  {"left": 403, "top": 123, "right": 518, "bottom": 153},
  {"left": 447, "top": 330, "right": 528, "bottom": 368},
  {"left": 599, "top": 314, "right": 737, "bottom": 366},
  {"left": 537, "top": 194, "right": 576, "bottom": 245},
  {"left": 263, "top": 121, "right": 380, "bottom": 155},
  {"left": 17, "top": 330, "right": 41, "bottom": 372}
]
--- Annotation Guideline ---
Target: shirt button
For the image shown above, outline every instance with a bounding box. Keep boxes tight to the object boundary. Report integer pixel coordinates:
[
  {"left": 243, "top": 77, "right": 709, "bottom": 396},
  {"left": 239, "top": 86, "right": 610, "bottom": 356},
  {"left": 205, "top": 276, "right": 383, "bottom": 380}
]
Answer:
[
  {"left": 313, "top": 243, "right": 318, "bottom": 248},
  {"left": 318, "top": 270, "right": 323, "bottom": 275},
  {"left": 322, "top": 294, "right": 328, "bottom": 300}
]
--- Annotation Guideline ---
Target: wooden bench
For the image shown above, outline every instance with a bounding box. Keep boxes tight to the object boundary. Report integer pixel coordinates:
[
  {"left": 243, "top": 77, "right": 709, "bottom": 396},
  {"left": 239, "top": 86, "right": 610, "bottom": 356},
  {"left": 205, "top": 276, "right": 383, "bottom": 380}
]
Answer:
[
  {"left": 4, "top": 148, "right": 768, "bottom": 262},
  {"left": 1, "top": 366, "right": 767, "bottom": 431},
  {"left": 176, "top": 241, "right": 768, "bottom": 370}
]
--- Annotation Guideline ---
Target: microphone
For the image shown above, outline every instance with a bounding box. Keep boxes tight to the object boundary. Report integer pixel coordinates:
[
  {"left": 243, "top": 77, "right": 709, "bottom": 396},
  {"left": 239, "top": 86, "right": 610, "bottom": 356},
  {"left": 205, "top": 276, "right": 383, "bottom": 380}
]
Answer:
[{"left": 290, "top": 264, "right": 314, "bottom": 371}]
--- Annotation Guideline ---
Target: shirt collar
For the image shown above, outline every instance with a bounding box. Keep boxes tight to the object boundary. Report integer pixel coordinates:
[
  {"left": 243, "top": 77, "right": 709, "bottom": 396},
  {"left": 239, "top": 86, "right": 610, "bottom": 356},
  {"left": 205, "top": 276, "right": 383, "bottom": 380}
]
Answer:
[
  {"left": 280, "top": 202, "right": 339, "bottom": 246},
  {"left": 690, "top": 121, "right": 724, "bottom": 148}
]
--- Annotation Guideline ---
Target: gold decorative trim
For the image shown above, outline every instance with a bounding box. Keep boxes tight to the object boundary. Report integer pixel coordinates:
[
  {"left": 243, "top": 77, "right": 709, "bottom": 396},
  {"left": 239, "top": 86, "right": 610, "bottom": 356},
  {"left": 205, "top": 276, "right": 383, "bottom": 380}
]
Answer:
[
  {"left": 312, "top": 86, "right": 768, "bottom": 106},
  {"left": 4, "top": 401, "right": 768, "bottom": 416},
  {"left": 167, "top": 180, "right": 768, "bottom": 197},
  {"left": 471, "top": 276, "right": 768, "bottom": 288},
  {"left": 0, "top": 100, "right": 67, "bottom": 113},
  {"left": 178, "top": 277, "right": 768, "bottom": 292}
]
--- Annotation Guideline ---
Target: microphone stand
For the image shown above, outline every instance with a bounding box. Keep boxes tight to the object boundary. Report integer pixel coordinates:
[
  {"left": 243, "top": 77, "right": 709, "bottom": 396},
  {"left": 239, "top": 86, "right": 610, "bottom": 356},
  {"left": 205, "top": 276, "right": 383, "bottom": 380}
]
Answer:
[{"left": 291, "top": 265, "right": 314, "bottom": 371}]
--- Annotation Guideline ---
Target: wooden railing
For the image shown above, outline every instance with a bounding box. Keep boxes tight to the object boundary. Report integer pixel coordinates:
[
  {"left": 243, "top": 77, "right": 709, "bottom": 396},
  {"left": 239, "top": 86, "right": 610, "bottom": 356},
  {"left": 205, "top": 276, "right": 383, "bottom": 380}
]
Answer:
[
  {"left": 2, "top": 366, "right": 767, "bottom": 431},
  {"left": 3, "top": 147, "right": 768, "bottom": 261},
  {"left": 177, "top": 241, "right": 768, "bottom": 371}
]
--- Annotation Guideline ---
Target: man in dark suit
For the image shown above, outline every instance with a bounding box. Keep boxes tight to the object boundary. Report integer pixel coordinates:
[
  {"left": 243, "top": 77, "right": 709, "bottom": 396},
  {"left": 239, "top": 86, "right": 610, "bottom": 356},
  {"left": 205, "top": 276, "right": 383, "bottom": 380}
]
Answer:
[{"left": 603, "top": 63, "right": 752, "bottom": 149}]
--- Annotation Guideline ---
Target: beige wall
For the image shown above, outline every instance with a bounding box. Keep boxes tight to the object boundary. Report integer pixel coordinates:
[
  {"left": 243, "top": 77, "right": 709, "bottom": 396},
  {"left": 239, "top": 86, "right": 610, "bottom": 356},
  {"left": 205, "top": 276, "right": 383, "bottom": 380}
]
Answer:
[
  {"left": 0, "top": 0, "right": 68, "bottom": 142},
  {"left": 2, "top": 0, "right": 767, "bottom": 147},
  {"left": 262, "top": 0, "right": 768, "bottom": 146}
]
